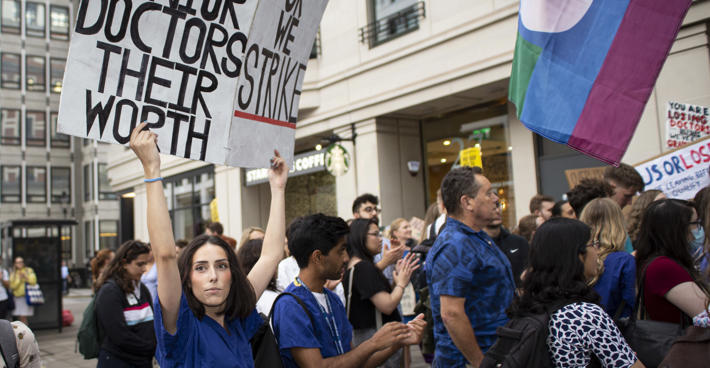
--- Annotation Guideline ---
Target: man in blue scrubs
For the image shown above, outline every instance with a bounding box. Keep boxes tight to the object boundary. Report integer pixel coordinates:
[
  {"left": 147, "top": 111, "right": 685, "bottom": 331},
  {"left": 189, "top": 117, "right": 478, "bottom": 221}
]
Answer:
[{"left": 272, "top": 214, "right": 425, "bottom": 367}]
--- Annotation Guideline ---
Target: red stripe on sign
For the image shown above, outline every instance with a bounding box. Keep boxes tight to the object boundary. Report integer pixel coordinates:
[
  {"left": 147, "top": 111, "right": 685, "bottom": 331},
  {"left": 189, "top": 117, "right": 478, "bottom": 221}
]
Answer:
[{"left": 233, "top": 110, "right": 296, "bottom": 129}]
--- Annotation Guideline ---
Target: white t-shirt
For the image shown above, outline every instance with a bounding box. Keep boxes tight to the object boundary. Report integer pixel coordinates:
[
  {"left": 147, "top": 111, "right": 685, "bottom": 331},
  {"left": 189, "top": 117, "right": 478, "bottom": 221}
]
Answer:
[
  {"left": 311, "top": 291, "right": 328, "bottom": 311},
  {"left": 256, "top": 289, "right": 279, "bottom": 315},
  {"left": 276, "top": 256, "right": 346, "bottom": 305}
]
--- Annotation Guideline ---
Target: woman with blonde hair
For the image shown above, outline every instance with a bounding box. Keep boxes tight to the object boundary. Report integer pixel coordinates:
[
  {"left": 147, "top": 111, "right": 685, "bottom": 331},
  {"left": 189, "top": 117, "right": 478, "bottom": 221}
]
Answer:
[
  {"left": 238, "top": 226, "right": 265, "bottom": 250},
  {"left": 580, "top": 198, "right": 636, "bottom": 318},
  {"left": 626, "top": 189, "right": 665, "bottom": 246}
]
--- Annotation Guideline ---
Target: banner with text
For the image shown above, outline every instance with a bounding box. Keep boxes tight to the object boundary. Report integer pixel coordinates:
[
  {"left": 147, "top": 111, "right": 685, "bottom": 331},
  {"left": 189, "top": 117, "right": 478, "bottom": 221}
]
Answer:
[
  {"left": 635, "top": 136, "right": 710, "bottom": 200},
  {"left": 666, "top": 101, "right": 709, "bottom": 149},
  {"left": 58, "top": 0, "right": 327, "bottom": 168}
]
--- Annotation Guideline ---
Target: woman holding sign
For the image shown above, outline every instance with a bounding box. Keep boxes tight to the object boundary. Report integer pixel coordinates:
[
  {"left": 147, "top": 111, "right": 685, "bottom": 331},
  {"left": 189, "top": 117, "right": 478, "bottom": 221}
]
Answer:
[{"left": 129, "top": 123, "right": 287, "bottom": 367}]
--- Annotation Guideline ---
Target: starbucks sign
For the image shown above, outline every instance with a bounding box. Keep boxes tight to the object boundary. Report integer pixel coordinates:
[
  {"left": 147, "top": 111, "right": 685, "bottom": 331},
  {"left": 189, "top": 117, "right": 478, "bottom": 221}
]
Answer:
[{"left": 325, "top": 144, "right": 350, "bottom": 176}]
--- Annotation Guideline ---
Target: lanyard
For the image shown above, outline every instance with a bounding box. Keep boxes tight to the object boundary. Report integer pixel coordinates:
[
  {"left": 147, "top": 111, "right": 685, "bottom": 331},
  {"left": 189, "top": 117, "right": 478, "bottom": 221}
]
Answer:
[{"left": 295, "top": 277, "right": 345, "bottom": 355}]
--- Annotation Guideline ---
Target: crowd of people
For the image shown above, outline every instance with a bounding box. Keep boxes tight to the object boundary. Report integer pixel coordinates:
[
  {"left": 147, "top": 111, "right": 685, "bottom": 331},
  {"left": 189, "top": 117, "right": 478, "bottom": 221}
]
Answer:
[{"left": 78, "top": 124, "right": 710, "bottom": 368}]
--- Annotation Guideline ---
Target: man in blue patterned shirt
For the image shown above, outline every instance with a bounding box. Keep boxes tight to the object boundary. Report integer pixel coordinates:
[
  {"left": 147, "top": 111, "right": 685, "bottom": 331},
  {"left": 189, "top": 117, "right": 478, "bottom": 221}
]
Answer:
[{"left": 426, "top": 166, "right": 516, "bottom": 367}]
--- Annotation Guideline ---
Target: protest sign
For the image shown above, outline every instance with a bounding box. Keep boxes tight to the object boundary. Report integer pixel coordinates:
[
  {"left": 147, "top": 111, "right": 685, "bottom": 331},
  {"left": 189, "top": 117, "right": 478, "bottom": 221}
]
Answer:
[
  {"left": 665, "top": 101, "right": 710, "bottom": 149},
  {"left": 58, "top": 0, "right": 327, "bottom": 168},
  {"left": 635, "top": 136, "right": 710, "bottom": 200}
]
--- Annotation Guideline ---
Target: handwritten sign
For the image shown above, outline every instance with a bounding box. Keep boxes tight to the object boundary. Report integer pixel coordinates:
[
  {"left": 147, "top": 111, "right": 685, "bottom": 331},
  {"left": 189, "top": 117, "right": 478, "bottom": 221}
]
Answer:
[
  {"left": 635, "top": 136, "right": 710, "bottom": 199},
  {"left": 666, "top": 101, "right": 710, "bottom": 149},
  {"left": 58, "top": 0, "right": 327, "bottom": 169}
]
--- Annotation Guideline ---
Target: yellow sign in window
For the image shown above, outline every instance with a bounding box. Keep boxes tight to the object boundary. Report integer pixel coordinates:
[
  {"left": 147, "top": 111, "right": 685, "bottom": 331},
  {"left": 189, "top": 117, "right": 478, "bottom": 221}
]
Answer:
[{"left": 460, "top": 147, "right": 482, "bottom": 168}]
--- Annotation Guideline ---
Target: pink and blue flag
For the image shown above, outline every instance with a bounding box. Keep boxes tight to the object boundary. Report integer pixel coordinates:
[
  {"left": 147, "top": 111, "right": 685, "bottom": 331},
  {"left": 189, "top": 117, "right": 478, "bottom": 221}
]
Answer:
[{"left": 509, "top": 0, "right": 692, "bottom": 165}]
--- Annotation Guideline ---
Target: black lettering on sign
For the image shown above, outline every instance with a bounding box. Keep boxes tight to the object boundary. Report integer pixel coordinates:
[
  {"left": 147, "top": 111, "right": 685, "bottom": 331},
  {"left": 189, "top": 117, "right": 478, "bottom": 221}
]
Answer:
[
  {"left": 112, "top": 99, "right": 139, "bottom": 144},
  {"left": 238, "top": 44, "right": 259, "bottom": 110},
  {"left": 104, "top": 0, "right": 131, "bottom": 43},
  {"left": 85, "top": 90, "right": 115, "bottom": 136},
  {"left": 117, "top": 48, "right": 150, "bottom": 100},
  {"left": 76, "top": 0, "right": 107, "bottom": 35},
  {"left": 96, "top": 41, "right": 122, "bottom": 93}
]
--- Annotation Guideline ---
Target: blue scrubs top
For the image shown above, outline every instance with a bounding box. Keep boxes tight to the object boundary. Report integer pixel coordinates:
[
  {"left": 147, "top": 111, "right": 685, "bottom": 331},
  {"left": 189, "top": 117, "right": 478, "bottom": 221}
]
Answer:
[
  {"left": 272, "top": 281, "right": 353, "bottom": 367},
  {"left": 154, "top": 293, "right": 262, "bottom": 367}
]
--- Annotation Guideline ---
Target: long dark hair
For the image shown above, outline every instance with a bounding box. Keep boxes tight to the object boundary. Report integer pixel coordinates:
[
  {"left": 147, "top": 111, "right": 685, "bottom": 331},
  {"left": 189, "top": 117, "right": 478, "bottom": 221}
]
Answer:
[
  {"left": 95, "top": 240, "right": 150, "bottom": 294},
  {"left": 347, "top": 218, "right": 379, "bottom": 262},
  {"left": 635, "top": 199, "right": 700, "bottom": 284},
  {"left": 178, "top": 235, "right": 256, "bottom": 320},
  {"left": 236, "top": 239, "right": 277, "bottom": 292},
  {"left": 508, "top": 218, "right": 599, "bottom": 317}
]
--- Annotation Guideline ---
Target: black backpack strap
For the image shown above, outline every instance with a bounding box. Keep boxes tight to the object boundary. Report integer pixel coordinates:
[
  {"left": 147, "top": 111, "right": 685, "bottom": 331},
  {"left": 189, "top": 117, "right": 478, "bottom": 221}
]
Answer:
[
  {"left": 0, "top": 320, "right": 18, "bottom": 368},
  {"left": 613, "top": 299, "right": 627, "bottom": 321},
  {"left": 269, "top": 292, "right": 316, "bottom": 330}
]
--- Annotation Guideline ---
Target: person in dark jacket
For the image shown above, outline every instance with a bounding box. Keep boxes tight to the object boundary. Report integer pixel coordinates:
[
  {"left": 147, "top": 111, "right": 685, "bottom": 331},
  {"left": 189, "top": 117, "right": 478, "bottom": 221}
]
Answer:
[
  {"left": 484, "top": 205, "right": 530, "bottom": 287},
  {"left": 94, "top": 240, "right": 155, "bottom": 367}
]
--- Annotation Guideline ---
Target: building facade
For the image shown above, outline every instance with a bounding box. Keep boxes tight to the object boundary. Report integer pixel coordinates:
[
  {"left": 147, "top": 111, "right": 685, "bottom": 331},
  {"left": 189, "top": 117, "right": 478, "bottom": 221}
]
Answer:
[
  {"left": 105, "top": 0, "right": 710, "bottom": 243},
  {"left": 0, "top": 0, "right": 119, "bottom": 269}
]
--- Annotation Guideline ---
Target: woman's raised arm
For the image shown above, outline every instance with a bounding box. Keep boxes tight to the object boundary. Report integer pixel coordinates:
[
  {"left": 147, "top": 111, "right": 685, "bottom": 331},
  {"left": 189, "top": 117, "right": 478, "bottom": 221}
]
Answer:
[
  {"left": 247, "top": 151, "right": 288, "bottom": 299},
  {"left": 129, "top": 123, "right": 181, "bottom": 334}
]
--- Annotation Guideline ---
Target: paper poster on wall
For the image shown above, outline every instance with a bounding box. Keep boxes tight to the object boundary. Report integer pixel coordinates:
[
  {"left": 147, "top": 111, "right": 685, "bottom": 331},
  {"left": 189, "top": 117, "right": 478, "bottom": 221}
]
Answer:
[
  {"left": 57, "top": 0, "right": 328, "bottom": 169},
  {"left": 635, "top": 136, "right": 710, "bottom": 200},
  {"left": 665, "top": 101, "right": 710, "bottom": 149}
]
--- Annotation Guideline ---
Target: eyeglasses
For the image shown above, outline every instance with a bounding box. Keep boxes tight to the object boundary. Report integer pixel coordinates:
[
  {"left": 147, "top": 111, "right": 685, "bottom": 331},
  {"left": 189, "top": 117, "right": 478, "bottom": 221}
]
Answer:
[
  {"left": 362, "top": 206, "right": 381, "bottom": 214},
  {"left": 366, "top": 232, "right": 382, "bottom": 238}
]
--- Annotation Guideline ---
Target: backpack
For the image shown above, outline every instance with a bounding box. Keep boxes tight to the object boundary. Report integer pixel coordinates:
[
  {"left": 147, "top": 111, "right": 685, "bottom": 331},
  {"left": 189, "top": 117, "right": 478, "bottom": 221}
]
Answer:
[
  {"left": 0, "top": 319, "right": 18, "bottom": 368},
  {"left": 411, "top": 221, "right": 444, "bottom": 356},
  {"left": 76, "top": 286, "right": 107, "bottom": 359},
  {"left": 480, "top": 301, "right": 599, "bottom": 368},
  {"left": 250, "top": 292, "right": 314, "bottom": 368},
  {"left": 479, "top": 311, "right": 557, "bottom": 368}
]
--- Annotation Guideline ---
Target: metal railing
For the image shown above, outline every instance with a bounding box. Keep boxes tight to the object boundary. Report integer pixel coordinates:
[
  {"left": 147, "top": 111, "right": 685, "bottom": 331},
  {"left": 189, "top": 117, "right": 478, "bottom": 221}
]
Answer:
[{"left": 359, "top": 2, "right": 425, "bottom": 48}]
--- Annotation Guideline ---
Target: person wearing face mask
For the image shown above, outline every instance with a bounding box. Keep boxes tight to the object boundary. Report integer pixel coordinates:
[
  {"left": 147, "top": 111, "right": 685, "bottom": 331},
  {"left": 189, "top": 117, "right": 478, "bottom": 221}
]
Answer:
[
  {"left": 94, "top": 240, "right": 155, "bottom": 367},
  {"left": 635, "top": 199, "right": 710, "bottom": 325},
  {"left": 691, "top": 188, "right": 709, "bottom": 274}
]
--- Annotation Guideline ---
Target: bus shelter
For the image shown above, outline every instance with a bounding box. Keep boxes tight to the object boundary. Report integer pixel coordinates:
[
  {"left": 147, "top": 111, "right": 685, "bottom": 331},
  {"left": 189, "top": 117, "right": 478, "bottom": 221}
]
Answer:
[{"left": 0, "top": 219, "right": 77, "bottom": 331}]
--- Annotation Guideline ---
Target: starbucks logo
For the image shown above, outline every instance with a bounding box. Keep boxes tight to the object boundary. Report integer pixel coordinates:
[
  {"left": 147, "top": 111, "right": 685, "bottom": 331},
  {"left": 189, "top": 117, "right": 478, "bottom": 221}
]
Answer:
[{"left": 325, "top": 144, "right": 350, "bottom": 176}]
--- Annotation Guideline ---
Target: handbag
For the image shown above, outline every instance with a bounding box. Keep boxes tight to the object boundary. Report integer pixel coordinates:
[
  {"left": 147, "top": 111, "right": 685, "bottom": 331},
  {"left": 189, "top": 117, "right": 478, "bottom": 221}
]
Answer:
[
  {"left": 615, "top": 258, "right": 688, "bottom": 368},
  {"left": 25, "top": 283, "right": 44, "bottom": 306},
  {"left": 658, "top": 325, "right": 710, "bottom": 367}
]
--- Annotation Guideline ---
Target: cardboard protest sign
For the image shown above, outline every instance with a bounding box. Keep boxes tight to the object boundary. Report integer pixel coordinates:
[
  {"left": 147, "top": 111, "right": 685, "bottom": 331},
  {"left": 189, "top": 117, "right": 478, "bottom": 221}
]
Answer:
[
  {"left": 58, "top": 0, "right": 327, "bottom": 168},
  {"left": 666, "top": 101, "right": 710, "bottom": 149},
  {"left": 635, "top": 136, "right": 710, "bottom": 199}
]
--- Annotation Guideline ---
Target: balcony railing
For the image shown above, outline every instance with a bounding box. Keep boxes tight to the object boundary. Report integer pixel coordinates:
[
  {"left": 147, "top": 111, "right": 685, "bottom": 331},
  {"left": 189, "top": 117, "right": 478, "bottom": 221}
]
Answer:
[{"left": 359, "top": 1, "right": 425, "bottom": 48}]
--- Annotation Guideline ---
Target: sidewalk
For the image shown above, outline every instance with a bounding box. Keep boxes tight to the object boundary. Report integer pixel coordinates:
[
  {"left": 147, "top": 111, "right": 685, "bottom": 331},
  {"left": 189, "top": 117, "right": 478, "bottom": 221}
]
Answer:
[{"left": 34, "top": 288, "right": 95, "bottom": 368}]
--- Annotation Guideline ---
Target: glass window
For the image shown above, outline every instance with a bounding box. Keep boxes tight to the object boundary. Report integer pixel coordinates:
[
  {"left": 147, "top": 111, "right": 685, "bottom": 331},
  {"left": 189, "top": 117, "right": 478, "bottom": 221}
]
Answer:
[
  {"left": 1, "top": 53, "right": 21, "bottom": 89},
  {"left": 49, "top": 6, "right": 69, "bottom": 39},
  {"left": 25, "top": 110, "right": 46, "bottom": 146},
  {"left": 1, "top": 166, "right": 21, "bottom": 203},
  {"left": 50, "top": 112, "right": 69, "bottom": 148},
  {"left": 50, "top": 58, "right": 65, "bottom": 94},
  {"left": 1, "top": 0, "right": 20, "bottom": 34},
  {"left": 371, "top": 0, "right": 420, "bottom": 46},
  {"left": 166, "top": 167, "right": 215, "bottom": 239},
  {"left": 84, "top": 164, "right": 93, "bottom": 202},
  {"left": 0, "top": 109, "right": 21, "bottom": 145},
  {"left": 25, "top": 2, "right": 45, "bottom": 37},
  {"left": 423, "top": 106, "right": 516, "bottom": 229},
  {"left": 26, "top": 55, "right": 45, "bottom": 92},
  {"left": 26, "top": 166, "right": 46, "bottom": 203},
  {"left": 84, "top": 221, "right": 94, "bottom": 258},
  {"left": 98, "top": 163, "right": 116, "bottom": 200},
  {"left": 51, "top": 167, "right": 70, "bottom": 204},
  {"left": 99, "top": 220, "right": 119, "bottom": 250}
]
